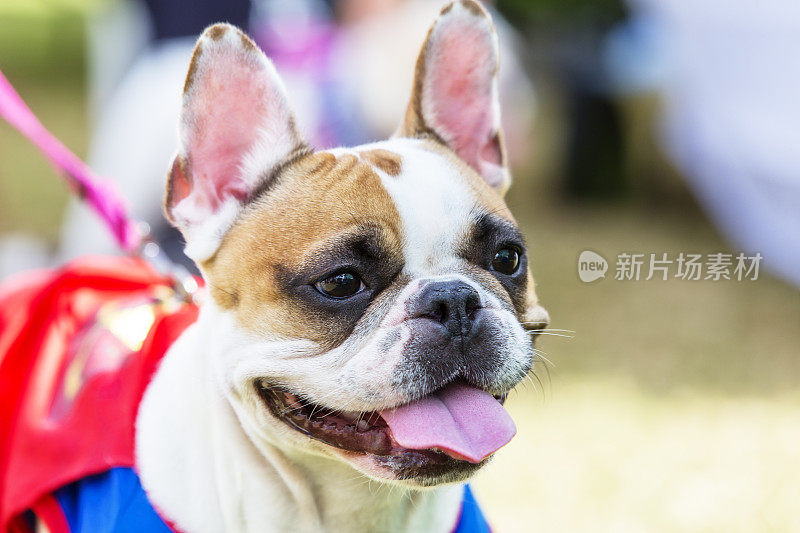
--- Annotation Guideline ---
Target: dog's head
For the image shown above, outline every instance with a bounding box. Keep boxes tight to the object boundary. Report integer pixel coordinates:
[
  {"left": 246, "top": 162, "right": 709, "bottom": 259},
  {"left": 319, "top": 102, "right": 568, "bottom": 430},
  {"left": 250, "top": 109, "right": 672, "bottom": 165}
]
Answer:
[{"left": 165, "top": 0, "right": 548, "bottom": 487}]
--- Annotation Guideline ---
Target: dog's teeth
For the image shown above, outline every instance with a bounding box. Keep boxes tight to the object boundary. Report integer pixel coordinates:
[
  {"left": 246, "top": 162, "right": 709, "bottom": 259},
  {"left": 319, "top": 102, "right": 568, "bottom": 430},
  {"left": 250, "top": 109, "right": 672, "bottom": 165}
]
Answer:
[{"left": 259, "top": 381, "right": 398, "bottom": 455}]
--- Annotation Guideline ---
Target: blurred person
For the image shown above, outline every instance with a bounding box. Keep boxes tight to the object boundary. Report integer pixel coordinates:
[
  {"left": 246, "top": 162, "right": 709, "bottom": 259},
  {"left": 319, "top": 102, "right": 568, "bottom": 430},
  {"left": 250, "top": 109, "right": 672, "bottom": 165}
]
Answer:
[{"left": 606, "top": 0, "right": 800, "bottom": 287}]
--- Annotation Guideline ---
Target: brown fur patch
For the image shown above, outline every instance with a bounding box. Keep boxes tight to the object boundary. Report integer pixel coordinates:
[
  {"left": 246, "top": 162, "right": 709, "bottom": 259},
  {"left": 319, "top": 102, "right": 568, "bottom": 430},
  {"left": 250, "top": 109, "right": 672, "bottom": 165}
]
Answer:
[
  {"left": 459, "top": 0, "right": 486, "bottom": 17},
  {"left": 360, "top": 149, "right": 402, "bottom": 177},
  {"left": 164, "top": 155, "right": 190, "bottom": 223},
  {"left": 246, "top": 144, "right": 312, "bottom": 203},
  {"left": 521, "top": 280, "right": 546, "bottom": 328},
  {"left": 491, "top": 129, "right": 507, "bottom": 167},
  {"left": 206, "top": 24, "right": 227, "bottom": 41},
  {"left": 202, "top": 151, "right": 404, "bottom": 346},
  {"left": 183, "top": 41, "right": 203, "bottom": 94},
  {"left": 239, "top": 30, "right": 258, "bottom": 52}
]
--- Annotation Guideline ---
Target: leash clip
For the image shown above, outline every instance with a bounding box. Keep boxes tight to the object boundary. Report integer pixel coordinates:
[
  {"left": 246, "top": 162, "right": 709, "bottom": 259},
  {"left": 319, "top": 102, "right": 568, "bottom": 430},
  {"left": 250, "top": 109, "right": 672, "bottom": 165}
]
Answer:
[{"left": 134, "top": 222, "right": 199, "bottom": 304}]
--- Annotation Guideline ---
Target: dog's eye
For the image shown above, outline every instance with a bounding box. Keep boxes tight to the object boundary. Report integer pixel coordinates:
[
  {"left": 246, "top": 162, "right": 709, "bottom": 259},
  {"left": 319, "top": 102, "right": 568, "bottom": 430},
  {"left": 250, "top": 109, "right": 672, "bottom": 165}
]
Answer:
[
  {"left": 491, "top": 247, "right": 520, "bottom": 275},
  {"left": 315, "top": 271, "right": 364, "bottom": 298}
]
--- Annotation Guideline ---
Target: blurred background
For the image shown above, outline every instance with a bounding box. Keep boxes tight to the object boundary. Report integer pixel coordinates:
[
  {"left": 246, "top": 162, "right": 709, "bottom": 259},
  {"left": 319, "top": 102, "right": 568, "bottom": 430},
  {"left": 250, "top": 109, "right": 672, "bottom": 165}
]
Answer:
[{"left": 1, "top": 0, "right": 799, "bottom": 531}]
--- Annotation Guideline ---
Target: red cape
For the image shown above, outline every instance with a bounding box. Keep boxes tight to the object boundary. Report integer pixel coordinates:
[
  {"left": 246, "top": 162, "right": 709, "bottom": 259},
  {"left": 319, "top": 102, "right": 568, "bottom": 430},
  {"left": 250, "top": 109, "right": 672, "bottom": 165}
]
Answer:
[{"left": 0, "top": 257, "right": 198, "bottom": 530}]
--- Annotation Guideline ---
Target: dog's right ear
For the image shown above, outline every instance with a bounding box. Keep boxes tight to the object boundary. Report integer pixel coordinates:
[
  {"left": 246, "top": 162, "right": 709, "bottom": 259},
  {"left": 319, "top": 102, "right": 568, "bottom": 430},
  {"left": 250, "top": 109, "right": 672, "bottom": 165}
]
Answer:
[{"left": 165, "top": 23, "right": 306, "bottom": 263}]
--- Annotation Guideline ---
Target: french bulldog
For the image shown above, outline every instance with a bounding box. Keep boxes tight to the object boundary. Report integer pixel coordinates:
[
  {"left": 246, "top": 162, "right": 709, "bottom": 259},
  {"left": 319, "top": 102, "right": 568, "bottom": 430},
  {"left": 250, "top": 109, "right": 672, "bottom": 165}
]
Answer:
[{"left": 136, "top": 1, "right": 549, "bottom": 531}]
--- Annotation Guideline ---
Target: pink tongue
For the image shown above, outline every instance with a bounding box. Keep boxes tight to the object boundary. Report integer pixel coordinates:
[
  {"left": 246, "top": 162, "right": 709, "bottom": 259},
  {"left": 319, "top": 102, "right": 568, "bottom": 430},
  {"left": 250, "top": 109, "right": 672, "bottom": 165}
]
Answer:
[{"left": 379, "top": 383, "right": 516, "bottom": 463}]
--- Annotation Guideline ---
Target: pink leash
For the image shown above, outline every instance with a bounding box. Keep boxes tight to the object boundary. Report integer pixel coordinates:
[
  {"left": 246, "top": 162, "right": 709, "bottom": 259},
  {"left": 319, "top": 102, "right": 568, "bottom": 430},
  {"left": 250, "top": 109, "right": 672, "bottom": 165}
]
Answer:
[
  {"left": 0, "top": 69, "right": 140, "bottom": 253},
  {"left": 0, "top": 68, "right": 197, "bottom": 297}
]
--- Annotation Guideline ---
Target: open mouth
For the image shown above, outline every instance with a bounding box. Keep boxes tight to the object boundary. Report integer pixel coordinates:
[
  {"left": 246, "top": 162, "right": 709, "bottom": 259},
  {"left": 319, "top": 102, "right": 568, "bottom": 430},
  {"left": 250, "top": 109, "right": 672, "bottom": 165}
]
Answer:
[
  {"left": 257, "top": 385, "right": 395, "bottom": 455},
  {"left": 255, "top": 380, "right": 515, "bottom": 477}
]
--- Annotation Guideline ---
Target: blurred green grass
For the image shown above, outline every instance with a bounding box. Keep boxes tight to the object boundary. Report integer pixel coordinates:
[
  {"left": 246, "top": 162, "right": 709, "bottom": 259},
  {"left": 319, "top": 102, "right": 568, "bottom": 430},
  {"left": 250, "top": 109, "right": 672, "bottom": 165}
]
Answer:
[
  {"left": 1, "top": 4, "right": 799, "bottom": 531},
  {"left": 0, "top": 0, "right": 96, "bottom": 241},
  {"left": 0, "top": 75, "right": 84, "bottom": 241},
  {"left": 475, "top": 379, "right": 800, "bottom": 532}
]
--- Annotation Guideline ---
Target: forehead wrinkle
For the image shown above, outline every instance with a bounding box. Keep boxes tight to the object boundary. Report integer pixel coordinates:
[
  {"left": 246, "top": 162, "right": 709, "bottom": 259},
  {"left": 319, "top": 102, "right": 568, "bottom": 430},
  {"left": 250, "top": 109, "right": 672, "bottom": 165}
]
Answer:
[{"left": 246, "top": 151, "right": 399, "bottom": 250}]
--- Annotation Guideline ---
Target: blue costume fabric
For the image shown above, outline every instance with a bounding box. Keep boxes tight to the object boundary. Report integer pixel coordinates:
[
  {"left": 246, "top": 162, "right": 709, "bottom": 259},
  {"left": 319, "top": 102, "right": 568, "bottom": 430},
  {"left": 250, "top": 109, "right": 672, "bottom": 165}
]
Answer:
[
  {"left": 54, "top": 468, "right": 171, "bottom": 533},
  {"left": 53, "top": 468, "right": 490, "bottom": 532}
]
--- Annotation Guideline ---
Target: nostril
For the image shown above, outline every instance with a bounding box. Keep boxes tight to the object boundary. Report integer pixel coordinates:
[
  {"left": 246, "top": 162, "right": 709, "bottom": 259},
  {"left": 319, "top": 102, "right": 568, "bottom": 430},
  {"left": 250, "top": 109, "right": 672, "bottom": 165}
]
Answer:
[
  {"left": 464, "top": 292, "right": 482, "bottom": 319},
  {"left": 433, "top": 300, "right": 449, "bottom": 323}
]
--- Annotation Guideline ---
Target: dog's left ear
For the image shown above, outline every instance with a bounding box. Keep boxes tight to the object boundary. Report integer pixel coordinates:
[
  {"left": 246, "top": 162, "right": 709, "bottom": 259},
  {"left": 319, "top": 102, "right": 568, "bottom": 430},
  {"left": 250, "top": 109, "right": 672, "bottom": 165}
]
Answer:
[
  {"left": 397, "top": 0, "right": 509, "bottom": 194},
  {"left": 165, "top": 23, "right": 307, "bottom": 263}
]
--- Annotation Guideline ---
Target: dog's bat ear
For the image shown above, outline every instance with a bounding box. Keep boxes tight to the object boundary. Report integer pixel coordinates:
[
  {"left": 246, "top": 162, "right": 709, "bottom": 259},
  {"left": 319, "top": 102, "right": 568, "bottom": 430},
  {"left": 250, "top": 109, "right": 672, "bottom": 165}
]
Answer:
[
  {"left": 396, "top": 0, "right": 509, "bottom": 195},
  {"left": 165, "top": 23, "right": 307, "bottom": 263}
]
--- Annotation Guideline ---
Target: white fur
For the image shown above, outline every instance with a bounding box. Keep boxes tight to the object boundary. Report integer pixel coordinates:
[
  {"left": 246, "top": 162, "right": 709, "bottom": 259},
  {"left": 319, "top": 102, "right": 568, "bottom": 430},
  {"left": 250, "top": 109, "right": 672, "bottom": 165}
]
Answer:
[
  {"left": 173, "top": 196, "right": 241, "bottom": 263},
  {"left": 361, "top": 138, "right": 479, "bottom": 277},
  {"left": 136, "top": 302, "right": 464, "bottom": 533}
]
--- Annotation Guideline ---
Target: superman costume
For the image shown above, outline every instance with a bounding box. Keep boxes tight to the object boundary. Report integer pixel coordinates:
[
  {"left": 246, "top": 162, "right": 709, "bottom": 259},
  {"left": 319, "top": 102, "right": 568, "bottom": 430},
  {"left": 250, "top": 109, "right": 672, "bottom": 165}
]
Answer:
[{"left": 0, "top": 257, "right": 490, "bottom": 533}]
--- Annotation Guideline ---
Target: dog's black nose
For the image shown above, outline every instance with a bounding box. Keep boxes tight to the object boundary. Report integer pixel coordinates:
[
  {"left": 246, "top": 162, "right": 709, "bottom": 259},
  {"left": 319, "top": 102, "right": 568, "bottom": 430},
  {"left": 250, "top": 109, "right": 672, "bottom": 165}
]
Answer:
[{"left": 409, "top": 280, "right": 482, "bottom": 337}]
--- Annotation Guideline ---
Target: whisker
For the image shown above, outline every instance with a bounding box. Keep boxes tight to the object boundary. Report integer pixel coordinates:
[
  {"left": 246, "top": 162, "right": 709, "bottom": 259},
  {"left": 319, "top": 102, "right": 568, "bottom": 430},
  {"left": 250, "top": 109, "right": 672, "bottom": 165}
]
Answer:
[
  {"left": 521, "top": 326, "right": 575, "bottom": 333},
  {"left": 533, "top": 349, "right": 555, "bottom": 367},
  {"left": 530, "top": 370, "right": 547, "bottom": 399},
  {"left": 527, "top": 331, "right": 574, "bottom": 338},
  {"left": 534, "top": 358, "right": 553, "bottom": 388},
  {"left": 524, "top": 373, "right": 539, "bottom": 395}
]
